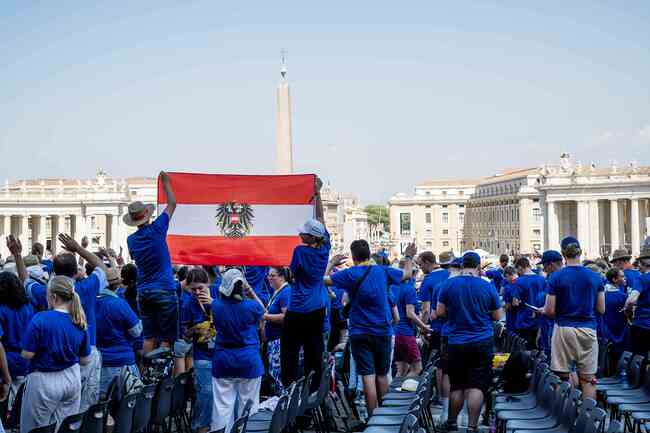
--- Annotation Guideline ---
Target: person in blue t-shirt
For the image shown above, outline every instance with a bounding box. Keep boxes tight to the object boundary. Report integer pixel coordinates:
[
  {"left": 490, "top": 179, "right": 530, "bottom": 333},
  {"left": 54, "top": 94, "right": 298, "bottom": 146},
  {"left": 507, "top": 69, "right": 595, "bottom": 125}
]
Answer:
[
  {"left": 326, "top": 239, "right": 416, "bottom": 416},
  {"left": 20, "top": 275, "right": 91, "bottom": 433},
  {"left": 544, "top": 237, "right": 605, "bottom": 401},
  {"left": 96, "top": 268, "right": 142, "bottom": 399},
  {"left": 436, "top": 251, "right": 502, "bottom": 433},
  {"left": 0, "top": 270, "right": 36, "bottom": 403},
  {"left": 535, "top": 250, "right": 563, "bottom": 359},
  {"left": 263, "top": 267, "right": 291, "bottom": 396},
  {"left": 611, "top": 249, "right": 641, "bottom": 294},
  {"left": 125, "top": 171, "right": 178, "bottom": 355},
  {"left": 245, "top": 266, "right": 271, "bottom": 306},
  {"left": 623, "top": 247, "right": 650, "bottom": 358},
  {"left": 603, "top": 268, "right": 630, "bottom": 369},
  {"left": 281, "top": 178, "right": 330, "bottom": 390},
  {"left": 417, "top": 251, "right": 450, "bottom": 354},
  {"left": 209, "top": 269, "right": 266, "bottom": 433},
  {"left": 485, "top": 254, "right": 510, "bottom": 294},
  {"left": 179, "top": 268, "right": 216, "bottom": 433},
  {"left": 392, "top": 259, "right": 431, "bottom": 378},
  {"left": 512, "top": 257, "right": 548, "bottom": 349},
  {"left": 502, "top": 266, "right": 518, "bottom": 332}
]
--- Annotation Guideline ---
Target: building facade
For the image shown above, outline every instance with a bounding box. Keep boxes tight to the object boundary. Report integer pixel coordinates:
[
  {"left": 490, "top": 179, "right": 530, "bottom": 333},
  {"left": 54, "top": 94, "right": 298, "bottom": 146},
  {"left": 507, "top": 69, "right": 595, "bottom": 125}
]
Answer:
[
  {"left": 321, "top": 185, "right": 371, "bottom": 253},
  {"left": 0, "top": 170, "right": 156, "bottom": 259},
  {"left": 388, "top": 179, "right": 478, "bottom": 256},
  {"left": 463, "top": 168, "right": 543, "bottom": 255}
]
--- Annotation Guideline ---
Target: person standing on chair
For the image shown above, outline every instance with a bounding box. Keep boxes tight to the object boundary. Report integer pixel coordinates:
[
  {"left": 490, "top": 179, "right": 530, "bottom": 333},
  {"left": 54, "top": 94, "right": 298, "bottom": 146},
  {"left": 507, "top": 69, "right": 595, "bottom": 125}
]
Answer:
[{"left": 624, "top": 246, "right": 650, "bottom": 357}]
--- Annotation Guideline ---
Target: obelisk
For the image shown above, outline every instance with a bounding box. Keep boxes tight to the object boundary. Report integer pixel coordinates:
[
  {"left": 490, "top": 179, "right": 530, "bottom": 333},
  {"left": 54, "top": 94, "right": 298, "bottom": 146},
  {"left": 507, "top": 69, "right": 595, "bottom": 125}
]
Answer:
[{"left": 276, "top": 52, "right": 294, "bottom": 174}]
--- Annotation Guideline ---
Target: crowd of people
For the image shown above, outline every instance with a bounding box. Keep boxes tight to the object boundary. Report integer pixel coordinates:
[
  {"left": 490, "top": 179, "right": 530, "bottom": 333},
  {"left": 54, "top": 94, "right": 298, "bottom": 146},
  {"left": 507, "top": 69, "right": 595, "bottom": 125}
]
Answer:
[{"left": 0, "top": 170, "right": 649, "bottom": 433}]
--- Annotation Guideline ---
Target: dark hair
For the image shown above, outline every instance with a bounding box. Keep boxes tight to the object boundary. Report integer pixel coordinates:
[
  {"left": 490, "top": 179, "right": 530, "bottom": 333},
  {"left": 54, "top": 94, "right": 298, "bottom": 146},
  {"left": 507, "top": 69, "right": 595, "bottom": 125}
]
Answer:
[
  {"left": 371, "top": 253, "right": 390, "bottom": 266},
  {"left": 562, "top": 243, "right": 582, "bottom": 259},
  {"left": 121, "top": 263, "right": 137, "bottom": 286},
  {"left": 31, "top": 242, "right": 44, "bottom": 257},
  {"left": 606, "top": 268, "right": 622, "bottom": 284},
  {"left": 503, "top": 266, "right": 517, "bottom": 277},
  {"left": 186, "top": 267, "right": 209, "bottom": 285},
  {"left": 639, "top": 258, "right": 650, "bottom": 269},
  {"left": 85, "top": 262, "right": 95, "bottom": 277},
  {"left": 271, "top": 267, "right": 291, "bottom": 282},
  {"left": 0, "top": 271, "right": 29, "bottom": 309},
  {"left": 53, "top": 253, "right": 78, "bottom": 278},
  {"left": 177, "top": 266, "right": 189, "bottom": 283},
  {"left": 514, "top": 257, "right": 530, "bottom": 269},
  {"left": 499, "top": 254, "right": 509, "bottom": 265},
  {"left": 224, "top": 280, "right": 245, "bottom": 301},
  {"left": 463, "top": 254, "right": 480, "bottom": 269},
  {"left": 418, "top": 251, "right": 436, "bottom": 265},
  {"left": 350, "top": 240, "right": 371, "bottom": 263}
]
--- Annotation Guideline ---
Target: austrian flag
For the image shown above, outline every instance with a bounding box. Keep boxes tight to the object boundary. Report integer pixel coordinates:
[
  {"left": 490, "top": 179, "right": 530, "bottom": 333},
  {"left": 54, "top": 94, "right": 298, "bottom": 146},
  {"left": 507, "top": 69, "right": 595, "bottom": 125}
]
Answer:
[{"left": 157, "top": 172, "right": 316, "bottom": 266}]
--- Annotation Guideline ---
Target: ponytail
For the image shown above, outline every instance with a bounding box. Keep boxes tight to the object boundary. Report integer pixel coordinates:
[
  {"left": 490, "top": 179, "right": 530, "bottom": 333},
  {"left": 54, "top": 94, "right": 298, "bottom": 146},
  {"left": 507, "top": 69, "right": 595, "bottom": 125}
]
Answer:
[{"left": 48, "top": 275, "right": 88, "bottom": 331}]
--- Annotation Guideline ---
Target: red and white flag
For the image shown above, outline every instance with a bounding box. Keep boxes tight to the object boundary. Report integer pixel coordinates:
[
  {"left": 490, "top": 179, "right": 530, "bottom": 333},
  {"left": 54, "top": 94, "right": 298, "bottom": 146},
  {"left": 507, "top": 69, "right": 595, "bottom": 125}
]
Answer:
[{"left": 157, "top": 172, "right": 316, "bottom": 266}]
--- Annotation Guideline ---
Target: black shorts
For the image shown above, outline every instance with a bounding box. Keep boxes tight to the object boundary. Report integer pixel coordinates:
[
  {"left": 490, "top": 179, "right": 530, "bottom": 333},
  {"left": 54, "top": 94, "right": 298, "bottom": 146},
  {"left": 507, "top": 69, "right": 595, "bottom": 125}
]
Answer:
[
  {"left": 447, "top": 337, "right": 494, "bottom": 393},
  {"left": 428, "top": 332, "right": 441, "bottom": 351},
  {"left": 351, "top": 334, "right": 392, "bottom": 376},
  {"left": 139, "top": 290, "right": 179, "bottom": 342},
  {"left": 437, "top": 335, "right": 449, "bottom": 373}
]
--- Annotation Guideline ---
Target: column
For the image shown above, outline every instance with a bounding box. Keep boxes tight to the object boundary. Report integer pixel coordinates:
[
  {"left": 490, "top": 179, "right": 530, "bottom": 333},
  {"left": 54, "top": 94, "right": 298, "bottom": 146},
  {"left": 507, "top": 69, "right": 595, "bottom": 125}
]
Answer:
[
  {"left": 631, "top": 198, "right": 640, "bottom": 256},
  {"left": 110, "top": 214, "right": 120, "bottom": 250},
  {"left": 32, "top": 215, "right": 45, "bottom": 247},
  {"left": 640, "top": 198, "right": 649, "bottom": 241},
  {"left": 588, "top": 200, "right": 600, "bottom": 258},
  {"left": 51, "top": 215, "right": 60, "bottom": 253},
  {"left": 0, "top": 215, "right": 8, "bottom": 258},
  {"left": 547, "top": 201, "right": 560, "bottom": 250},
  {"left": 577, "top": 201, "right": 590, "bottom": 256},
  {"left": 610, "top": 199, "right": 620, "bottom": 251},
  {"left": 15, "top": 215, "right": 29, "bottom": 251},
  {"left": 519, "top": 198, "right": 532, "bottom": 254}
]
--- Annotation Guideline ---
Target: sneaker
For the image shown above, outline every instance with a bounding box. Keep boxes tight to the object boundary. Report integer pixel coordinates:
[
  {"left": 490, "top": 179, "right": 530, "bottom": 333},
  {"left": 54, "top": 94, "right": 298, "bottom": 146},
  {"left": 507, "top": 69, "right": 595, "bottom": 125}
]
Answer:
[{"left": 440, "top": 421, "right": 458, "bottom": 432}]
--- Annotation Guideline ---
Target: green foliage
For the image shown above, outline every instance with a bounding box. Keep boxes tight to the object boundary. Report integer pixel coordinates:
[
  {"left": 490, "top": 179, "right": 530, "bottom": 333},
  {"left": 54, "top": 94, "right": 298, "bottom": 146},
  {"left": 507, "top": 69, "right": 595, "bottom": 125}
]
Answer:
[{"left": 365, "top": 204, "right": 389, "bottom": 229}]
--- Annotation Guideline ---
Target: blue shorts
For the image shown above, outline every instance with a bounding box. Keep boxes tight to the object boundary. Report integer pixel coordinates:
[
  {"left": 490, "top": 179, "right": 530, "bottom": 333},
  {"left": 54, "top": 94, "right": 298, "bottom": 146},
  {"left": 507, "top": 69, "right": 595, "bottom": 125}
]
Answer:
[
  {"left": 192, "top": 360, "right": 213, "bottom": 429},
  {"left": 350, "top": 334, "right": 391, "bottom": 376},
  {"left": 138, "top": 290, "right": 178, "bottom": 342}
]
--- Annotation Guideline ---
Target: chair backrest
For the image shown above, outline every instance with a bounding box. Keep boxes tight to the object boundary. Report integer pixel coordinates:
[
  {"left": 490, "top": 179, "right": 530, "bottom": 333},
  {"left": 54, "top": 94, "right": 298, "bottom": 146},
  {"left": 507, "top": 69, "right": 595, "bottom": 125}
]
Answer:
[
  {"left": 132, "top": 384, "right": 156, "bottom": 433},
  {"left": 398, "top": 414, "right": 418, "bottom": 433},
  {"left": 80, "top": 401, "right": 109, "bottom": 433},
  {"left": 57, "top": 413, "right": 85, "bottom": 433},
  {"left": 582, "top": 408, "right": 606, "bottom": 433},
  {"left": 552, "top": 382, "right": 571, "bottom": 418},
  {"left": 301, "top": 370, "right": 315, "bottom": 406},
  {"left": 627, "top": 355, "right": 645, "bottom": 387},
  {"left": 169, "top": 371, "right": 192, "bottom": 416},
  {"left": 268, "top": 394, "right": 290, "bottom": 433},
  {"left": 112, "top": 392, "right": 138, "bottom": 433},
  {"left": 231, "top": 399, "right": 254, "bottom": 433},
  {"left": 6, "top": 381, "right": 26, "bottom": 428},
  {"left": 572, "top": 398, "right": 598, "bottom": 433},
  {"left": 287, "top": 378, "right": 304, "bottom": 424},
  {"left": 28, "top": 423, "right": 57, "bottom": 433},
  {"left": 607, "top": 420, "right": 623, "bottom": 433},
  {"left": 618, "top": 352, "right": 633, "bottom": 377},
  {"left": 149, "top": 376, "right": 175, "bottom": 424},
  {"left": 559, "top": 387, "right": 581, "bottom": 429}
]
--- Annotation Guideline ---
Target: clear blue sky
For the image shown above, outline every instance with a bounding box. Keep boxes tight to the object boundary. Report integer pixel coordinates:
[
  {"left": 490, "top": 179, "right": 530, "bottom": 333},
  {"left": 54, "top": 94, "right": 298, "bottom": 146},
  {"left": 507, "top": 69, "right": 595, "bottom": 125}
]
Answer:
[{"left": 1, "top": 1, "right": 649, "bottom": 203}]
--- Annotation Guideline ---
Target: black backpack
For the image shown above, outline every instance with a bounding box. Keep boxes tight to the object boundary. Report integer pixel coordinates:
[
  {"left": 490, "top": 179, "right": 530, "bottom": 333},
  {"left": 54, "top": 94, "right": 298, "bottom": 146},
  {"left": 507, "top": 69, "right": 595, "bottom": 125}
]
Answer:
[{"left": 500, "top": 350, "right": 532, "bottom": 393}]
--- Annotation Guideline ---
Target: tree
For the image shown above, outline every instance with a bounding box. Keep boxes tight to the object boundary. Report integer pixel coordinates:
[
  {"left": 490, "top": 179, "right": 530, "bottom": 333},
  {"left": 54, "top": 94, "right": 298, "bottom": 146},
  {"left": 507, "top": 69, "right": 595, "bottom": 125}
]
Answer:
[{"left": 365, "top": 204, "right": 389, "bottom": 232}]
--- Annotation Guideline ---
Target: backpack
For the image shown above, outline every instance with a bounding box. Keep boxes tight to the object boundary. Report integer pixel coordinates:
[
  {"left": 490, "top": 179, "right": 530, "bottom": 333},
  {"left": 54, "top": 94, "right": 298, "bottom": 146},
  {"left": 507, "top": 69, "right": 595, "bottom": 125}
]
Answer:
[{"left": 500, "top": 350, "right": 532, "bottom": 393}]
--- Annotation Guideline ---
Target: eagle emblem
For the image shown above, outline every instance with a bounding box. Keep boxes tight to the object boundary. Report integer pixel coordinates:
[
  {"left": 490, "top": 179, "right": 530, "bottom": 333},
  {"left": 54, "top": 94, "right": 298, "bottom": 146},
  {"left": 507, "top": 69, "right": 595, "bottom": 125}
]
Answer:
[{"left": 215, "top": 202, "right": 254, "bottom": 238}]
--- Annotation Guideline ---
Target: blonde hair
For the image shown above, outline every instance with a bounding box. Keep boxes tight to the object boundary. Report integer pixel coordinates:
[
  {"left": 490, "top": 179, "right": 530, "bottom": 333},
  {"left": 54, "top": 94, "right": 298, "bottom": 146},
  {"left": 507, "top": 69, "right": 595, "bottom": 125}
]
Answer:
[{"left": 48, "top": 275, "right": 87, "bottom": 331}]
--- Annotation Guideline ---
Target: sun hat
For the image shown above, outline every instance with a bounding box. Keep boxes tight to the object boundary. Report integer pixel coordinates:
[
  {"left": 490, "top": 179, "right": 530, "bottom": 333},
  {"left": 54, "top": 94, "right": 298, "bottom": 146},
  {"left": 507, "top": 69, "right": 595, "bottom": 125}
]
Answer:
[
  {"left": 639, "top": 245, "right": 650, "bottom": 260},
  {"left": 298, "top": 219, "right": 326, "bottom": 238},
  {"left": 540, "top": 250, "right": 563, "bottom": 265},
  {"left": 611, "top": 248, "right": 632, "bottom": 262},
  {"left": 220, "top": 268, "right": 246, "bottom": 297},
  {"left": 438, "top": 251, "right": 454, "bottom": 266},
  {"left": 23, "top": 255, "right": 40, "bottom": 267},
  {"left": 123, "top": 201, "right": 155, "bottom": 227},
  {"left": 106, "top": 268, "right": 121, "bottom": 286},
  {"left": 561, "top": 236, "right": 581, "bottom": 250}
]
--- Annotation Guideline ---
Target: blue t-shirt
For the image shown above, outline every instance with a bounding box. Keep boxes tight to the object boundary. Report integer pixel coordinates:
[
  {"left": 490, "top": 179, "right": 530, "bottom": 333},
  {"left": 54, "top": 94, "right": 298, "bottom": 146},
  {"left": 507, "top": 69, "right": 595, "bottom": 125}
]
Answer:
[
  {"left": 265, "top": 285, "right": 291, "bottom": 342},
  {"left": 75, "top": 267, "right": 108, "bottom": 347},
  {"left": 0, "top": 303, "right": 36, "bottom": 378},
  {"left": 127, "top": 212, "right": 175, "bottom": 293},
  {"left": 330, "top": 265, "right": 403, "bottom": 337},
  {"left": 288, "top": 232, "right": 331, "bottom": 313},
  {"left": 437, "top": 275, "right": 500, "bottom": 345},
  {"left": 547, "top": 266, "right": 604, "bottom": 330},
  {"left": 486, "top": 268, "right": 505, "bottom": 293},
  {"left": 330, "top": 286, "right": 345, "bottom": 311},
  {"left": 25, "top": 279, "right": 48, "bottom": 312},
  {"left": 21, "top": 310, "right": 91, "bottom": 373},
  {"left": 603, "top": 284, "right": 629, "bottom": 346},
  {"left": 502, "top": 282, "right": 518, "bottom": 331},
  {"left": 245, "top": 266, "right": 271, "bottom": 306},
  {"left": 512, "top": 274, "right": 547, "bottom": 330},
  {"left": 41, "top": 259, "right": 54, "bottom": 275},
  {"left": 632, "top": 272, "right": 650, "bottom": 330},
  {"left": 392, "top": 281, "right": 419, "bottom": 337},
  {"left": 535, "top": 290, "right": 554, "bottom": 355},
  {"left": 211, "top": 297, "right": 264, "bottom": 379},
  {"left": 96, "top": 291, "right": 140, "bottom": 367},
  {"left": 432, "top": 278, "right": 451, "bottom": 336},
  {"left": 180, "top": 295, "right": 214, "bottom": 361},
  {"left": 420, "top": 269, "right": 449, "bottom": 333},
  {"left": 322, "top": 287, "right": 331, "bottom": 334}
]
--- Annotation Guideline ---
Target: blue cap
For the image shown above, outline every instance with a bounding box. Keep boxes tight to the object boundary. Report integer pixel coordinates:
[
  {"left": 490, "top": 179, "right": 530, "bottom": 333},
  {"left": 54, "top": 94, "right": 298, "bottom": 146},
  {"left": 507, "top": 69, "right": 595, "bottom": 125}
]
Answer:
[
  {"left": 462, "top": 251, "right": 481, "bottom": 267},
  {"left": 540, "top": 250, "right": 562, "bottom": 265},
  {"left": 450, "top": 257, "right": 463, "bottom": 267},
  {"left": 561, "top": 236, "right": 580, "bottom": 250}
]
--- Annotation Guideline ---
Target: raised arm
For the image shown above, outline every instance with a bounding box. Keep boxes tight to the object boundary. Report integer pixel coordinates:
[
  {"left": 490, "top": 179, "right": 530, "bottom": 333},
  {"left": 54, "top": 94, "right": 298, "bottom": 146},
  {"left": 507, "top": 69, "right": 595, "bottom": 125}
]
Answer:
[
  {"left": 58, "top": 233, "right": 108, "bottom": 275},
  {"left": 6, "top": 235, "right": 27, "bottom": 283},
  {"left": 401, "top": 243, "right": 418, "bottom": 282},
  {"left": 160, "top": 171, "right": 177, "bottom": 218},
  {"left": 313, "top": 176, "right": 324, "bottom": 223}
]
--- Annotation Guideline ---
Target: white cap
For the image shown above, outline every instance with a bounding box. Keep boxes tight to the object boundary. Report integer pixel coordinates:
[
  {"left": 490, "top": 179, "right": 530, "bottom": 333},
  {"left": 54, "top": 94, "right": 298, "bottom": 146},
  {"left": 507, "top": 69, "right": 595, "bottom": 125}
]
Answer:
[
  {"left": 220, "top": 269, "right": 246, "bottom": 297},
  {"left": 298, "top": 219, "right": 326, "bottom": 238}
]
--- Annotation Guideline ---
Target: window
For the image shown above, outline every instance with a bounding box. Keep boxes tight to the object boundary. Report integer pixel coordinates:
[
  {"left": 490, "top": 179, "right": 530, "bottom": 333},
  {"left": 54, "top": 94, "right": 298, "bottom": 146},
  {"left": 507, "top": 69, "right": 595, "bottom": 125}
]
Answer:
[
  {"left": 425, "top": 212, "right": 432, "bottom": 224},
  {"left": 426, "top": 241, "right": 432, "bottom": 248},
  {"left": 442, "top": 204, "right": 448, "bottom": 208},
  {"left": 533, "top": 208, "right": 542, "bottom": 223},
  {"left": 426, "top": 191, "right": 431, "bottom": 195},
  {"left": 442, "top": 212, "right": 449, "bottom": 224},
  {"left": 442, "top": 241, "right": 449, "bottom": 247},
  {"left": 442, "top": 229, "right": 449, "bottom": 235},
  {"left": 442, "top": 190, "right": 447, "bottom": 196},
  {"left": 425, "top": 229, "right": 432, "bottom": 235},
  {"left": 459, "top": 204, "right": 465, "bottom": 208},
  {"left": 459, "top": 212, "right": 465, "bottom": 226},
  {"left": 91, "top": 216, "right": 96, "bottom": 229},
  {"left": 399, "top": 213, "right": 411, "bottom": 235},
  {"left": 459, "top": 191, "right": 464, "bottom": 196},
  {"left": 533, "top": 229, "right": 541, "bottom": 236}
]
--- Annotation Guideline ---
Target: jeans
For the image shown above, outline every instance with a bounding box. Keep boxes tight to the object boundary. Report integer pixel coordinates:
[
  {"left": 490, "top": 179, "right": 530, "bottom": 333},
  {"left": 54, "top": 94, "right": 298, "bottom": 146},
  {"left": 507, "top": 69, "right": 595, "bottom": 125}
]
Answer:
[
  {"left": 193, "top": 360, "right": 213, "bottom": 430},
  {"left": 99, "top": 365, "right": 140, "bottom": 399}
]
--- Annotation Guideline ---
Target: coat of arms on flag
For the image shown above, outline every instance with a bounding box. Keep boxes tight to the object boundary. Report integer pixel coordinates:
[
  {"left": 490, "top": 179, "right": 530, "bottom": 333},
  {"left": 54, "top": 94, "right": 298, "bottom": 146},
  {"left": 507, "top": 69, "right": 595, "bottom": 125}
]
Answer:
[{"left": 157, "top": 172, "right": 316, "bottom": 266}]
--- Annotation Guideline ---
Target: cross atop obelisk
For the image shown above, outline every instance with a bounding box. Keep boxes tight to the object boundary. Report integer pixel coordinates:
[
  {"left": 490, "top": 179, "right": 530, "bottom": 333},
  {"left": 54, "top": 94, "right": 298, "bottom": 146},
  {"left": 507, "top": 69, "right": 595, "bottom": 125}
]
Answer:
[{"left": 276, "top": 50, "right": 294, "bottom": 174}]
